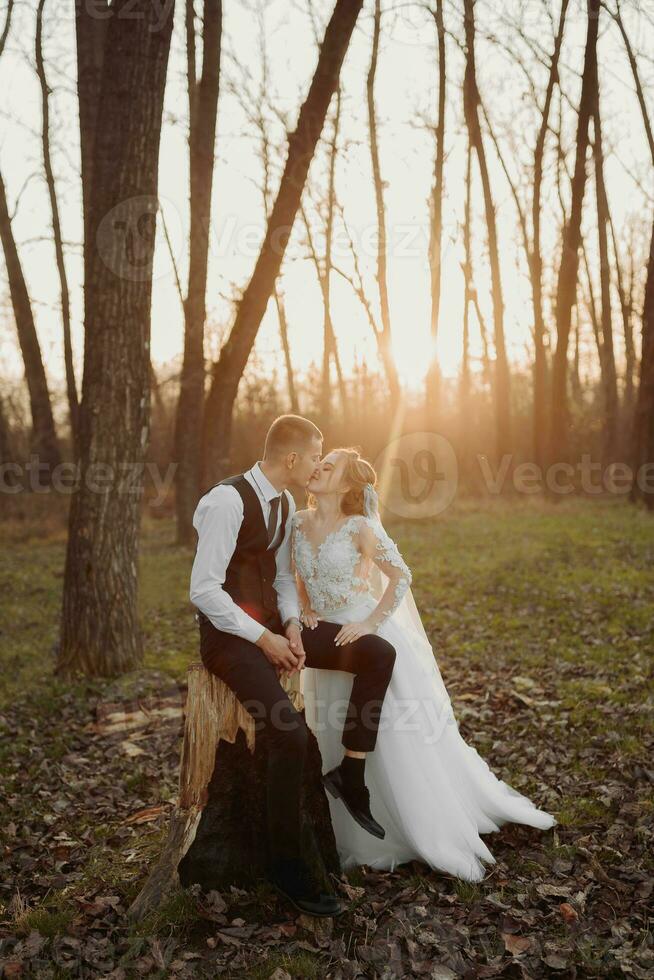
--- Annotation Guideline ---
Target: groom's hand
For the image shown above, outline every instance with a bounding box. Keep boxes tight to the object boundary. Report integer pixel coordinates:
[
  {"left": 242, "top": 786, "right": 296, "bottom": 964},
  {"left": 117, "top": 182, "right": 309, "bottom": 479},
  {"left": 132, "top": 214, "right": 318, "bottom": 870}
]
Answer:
[
  {"left": 256, "top": 628, "right": 300, "bottom": 675},
  {"left": 284, "top": 622, "right": 306, "bottom": 673}
]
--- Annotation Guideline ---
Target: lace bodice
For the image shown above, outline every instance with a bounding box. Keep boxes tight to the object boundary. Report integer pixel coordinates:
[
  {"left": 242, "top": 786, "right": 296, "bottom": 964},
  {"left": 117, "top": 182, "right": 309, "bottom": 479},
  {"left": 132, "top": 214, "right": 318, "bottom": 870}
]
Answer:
[{"left": 291, "top": 512, "right": 412, "bottom": 627}]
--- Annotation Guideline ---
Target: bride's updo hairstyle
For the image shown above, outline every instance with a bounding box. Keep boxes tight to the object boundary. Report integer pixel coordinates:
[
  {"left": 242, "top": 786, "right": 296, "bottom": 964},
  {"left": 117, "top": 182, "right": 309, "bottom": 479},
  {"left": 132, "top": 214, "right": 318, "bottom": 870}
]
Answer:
[
  {"left": 307, "top": 446, "right": 377, "bottom": 513},
  {"left": 334, "top": 447, "right": 377, "bottom": 516}
]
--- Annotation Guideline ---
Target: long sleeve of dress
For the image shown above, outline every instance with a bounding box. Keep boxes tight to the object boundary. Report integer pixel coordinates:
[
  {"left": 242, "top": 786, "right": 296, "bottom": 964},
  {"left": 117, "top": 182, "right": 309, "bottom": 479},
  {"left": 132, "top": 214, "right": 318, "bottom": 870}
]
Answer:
[{"left": 357, "top": 516, "right": 413, "bottom": 629}]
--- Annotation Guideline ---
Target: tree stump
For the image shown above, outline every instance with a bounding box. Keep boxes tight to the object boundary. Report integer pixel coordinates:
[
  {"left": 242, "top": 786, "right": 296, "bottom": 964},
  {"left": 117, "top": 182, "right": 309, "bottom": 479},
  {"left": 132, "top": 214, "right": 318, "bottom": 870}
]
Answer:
[{"left": 127, "top": 662, "right": 341, "bottom": 922}]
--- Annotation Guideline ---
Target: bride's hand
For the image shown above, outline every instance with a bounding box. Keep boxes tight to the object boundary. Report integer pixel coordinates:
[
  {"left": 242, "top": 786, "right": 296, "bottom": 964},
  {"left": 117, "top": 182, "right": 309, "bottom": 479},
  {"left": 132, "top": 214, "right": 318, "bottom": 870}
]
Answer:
[
  {"left": 300, "top": 606, "right": 321, "bottom": 629},
  {"left": 334, "top": 618, "right": 377, "bottom": 646}
]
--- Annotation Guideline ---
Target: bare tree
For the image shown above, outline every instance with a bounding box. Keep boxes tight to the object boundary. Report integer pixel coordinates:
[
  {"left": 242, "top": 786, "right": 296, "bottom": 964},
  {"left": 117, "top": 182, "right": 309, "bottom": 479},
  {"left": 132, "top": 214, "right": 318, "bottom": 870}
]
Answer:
[
  {"left": 301, "top": 193, "right": 348, "bottom": 425},
  {"left": 548, "top": 0, "right": 600, "bottom": 466},
  {"left": 462, "top": 0, "right": 511, "bottom": 463},
  {"left": 0, "top": 396, "right": 13, "bottom": 471},
  {"left": 0, "top": 173, "right": 61, "bottom": 475},
  {"left": 201, "top": 0, "right": 364, "bottom": 485},
  {"left": 273, "top": 288, "right": 300, "bottom": 413},
  {"left": 74, "top": 0, "right": 108, "bottom": 292},
  {"left": 603, "top": 0, "right": 654, "bottom": 506},
  {"left": 58, "top": 0, "right": 175, "bottom": 677},
  {"left": 609, "top": 213, "right": 637, "bottom": 418},
  {"left": 459, "top": 140, "right": 473, "bottom": 479},
  {"left": 366, "top": 0, "right": 401, "bottom": 410},
  {"left": 531, "top": 0, "right": 569, "bottom": 468},
  {"left": 231, "top": 10, "right": 301, "bottom": 416},
  {"left": 36, "top": 0, "right": 78, "bottom": 448},
  {"left": 174, "top": 0, "right": 222, "bottom": 545},
  {"left": 426, "top": 0, "right": 446, "bottom": 417},
  {"left": 300, "top": 93, "right": 349, "bottom": 425},
  {"left": 591, "top": 79, "right": 619, "bottom": 464},
  {"left": 0, "top": 0, "right": 60, "bottom": 475}
]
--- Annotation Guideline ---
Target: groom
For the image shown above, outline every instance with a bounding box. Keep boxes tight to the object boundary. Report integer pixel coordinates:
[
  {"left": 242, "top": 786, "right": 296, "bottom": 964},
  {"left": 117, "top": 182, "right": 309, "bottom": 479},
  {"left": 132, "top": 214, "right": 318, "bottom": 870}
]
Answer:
[{"left": 190, "top": 414, "right": 396, "bottom": 917}]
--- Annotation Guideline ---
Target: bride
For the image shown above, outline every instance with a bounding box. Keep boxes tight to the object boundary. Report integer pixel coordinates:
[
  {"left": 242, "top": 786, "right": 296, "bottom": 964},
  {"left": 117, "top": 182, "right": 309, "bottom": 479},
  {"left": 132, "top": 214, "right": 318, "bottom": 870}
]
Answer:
[{"left": 290, "top": 446, "right": 556, "bottom": 881}]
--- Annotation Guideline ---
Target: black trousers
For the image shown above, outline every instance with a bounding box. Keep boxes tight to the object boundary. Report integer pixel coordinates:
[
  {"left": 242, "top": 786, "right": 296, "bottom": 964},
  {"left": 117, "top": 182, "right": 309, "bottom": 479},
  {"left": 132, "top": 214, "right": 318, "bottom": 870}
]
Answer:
[{"left": 198, "top": 611, "right": 396, "bottom": 863}]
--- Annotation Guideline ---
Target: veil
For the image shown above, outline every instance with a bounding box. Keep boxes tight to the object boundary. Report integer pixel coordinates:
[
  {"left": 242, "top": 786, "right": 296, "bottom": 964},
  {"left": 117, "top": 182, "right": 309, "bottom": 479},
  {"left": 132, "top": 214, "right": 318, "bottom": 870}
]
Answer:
[{"left": 363, "top": 484, "right": 453, "bottom": 704}]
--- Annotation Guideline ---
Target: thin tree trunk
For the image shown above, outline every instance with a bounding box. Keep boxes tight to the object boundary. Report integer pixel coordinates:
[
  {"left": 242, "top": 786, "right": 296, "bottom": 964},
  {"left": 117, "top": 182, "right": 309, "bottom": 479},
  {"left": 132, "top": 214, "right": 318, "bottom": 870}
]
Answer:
[
  {"left": 463, "top": 0, "right": 511, "bottom": 464},
  {"left": 174, "top": 0, "right": 222, "bottom": 545},
  {"left": 302, "top": 91, "right": 349, "bottom": 425},
  {"left": 0, "top": 397, "right": 12, "bottom": 468},
  {"left": 571, "top": 304, "right": 582, "bottom": 406},
  {"left": 632, "top": 223, "right": 654, "bottom": 508},
  {"left": 581, "top": 240, "right": 600, "bottom": 354},
  {"left": 592, "top": 85, "right": 618, "bottom": 464},
  {"left": 426, "top": 0, "right": 446, "bottom": 417},
  {"left": 459, "top": 141, "right": 473, "bottom": 486},
  {"left": 531, "top": 0, "right": 569, "bottom": 469},
  {"left": 609, "top": 213, "right": 635, "bottom": 418},
  {"left": 366, "top": 0, "right": 401, "bottom": 410},
  {"left": 321, "top": 90, "right": 342, "bottom": 423},
  {"left": 58, "top": 0, "right": 174, "bottom": 677},
  {"left": 606, "top": 0, "right": 654, "bottom": 505},
  {"left": 0, "top": 172, "right": 61, "bottom": 474},
  {"left": 548, "top": 0, "right": 600, "bottom": 466},
  {"left": 36, "top": 0, "right": 79, "bottom": 449},
  {"left": 201, "top": 0, "right": 363, "bottom": 486},
  {"left": 273, "top": 287, "right": 300, "bottom": 413}
]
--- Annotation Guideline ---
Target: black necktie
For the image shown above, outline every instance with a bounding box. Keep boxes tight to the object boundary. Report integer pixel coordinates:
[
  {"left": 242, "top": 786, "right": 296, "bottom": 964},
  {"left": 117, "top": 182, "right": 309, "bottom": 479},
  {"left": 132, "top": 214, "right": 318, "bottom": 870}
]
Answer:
[{"left": 267, "top": 494, "right": 281, "bottom": 547}]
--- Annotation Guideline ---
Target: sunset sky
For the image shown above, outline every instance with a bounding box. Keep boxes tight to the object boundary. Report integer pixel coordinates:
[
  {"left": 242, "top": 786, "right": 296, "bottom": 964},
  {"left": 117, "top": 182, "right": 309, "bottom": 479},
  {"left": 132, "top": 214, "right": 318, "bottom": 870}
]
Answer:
[{"left": 0, "top": 0, "right": 651, "bottom": 412}]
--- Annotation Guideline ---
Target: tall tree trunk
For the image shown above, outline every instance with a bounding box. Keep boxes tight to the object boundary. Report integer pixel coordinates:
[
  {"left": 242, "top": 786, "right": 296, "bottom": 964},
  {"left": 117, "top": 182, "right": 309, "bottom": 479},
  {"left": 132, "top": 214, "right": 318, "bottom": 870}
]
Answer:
[
  {"left": 366, "top": 0, "right": 401, "bottom": 410},
  {"left": 273, "top": 287, "right": 299, "bottom": 413},
  {"left": 531, "top": 0, "right": 569, "bottom": 469},
  {"left": 321, "top": 90, "right": 341, "bottom": 424},
  {"left": 75, "top": 0, "right": 109, "bottom": 300},
  {"left": 426, "top": 0, "right": 446, "bottom": 417},
  {"left": 571, "top": 304, "right": 582, "bottom": 406},
  {"left": 548, "top": 0, "right": 600, "bottom": 467},
  {"left": 463, "top": 0, "right": 511, "bottom": 464},
  {"left": 592, "top": 86, "right": 618, "bottom": 465},
  {"left": 201, "top": 0, "right": 363, "bottom": 486},
  {"left": 631, "top": 223, "right": 654, "bottom": 509},
  {"left": 607, "top": 1, "right": 654, "bottom": 506},
  {"left": 174, "top": 0, "right": 222, "bottom": 545},
  {"left": 0, "top": 396, "right": 13, "bottom": 469},
  {"left": 301, "top": 94, "right": 347, "bottom": 428},
  {"left": 581, "top": 240, "right": 601, "bottom": 368},
  {"left": 0, "top": 172, "right": 61, "bottom": 474},
  {"left": 58, "top": 0, "right": 174, "bottom": 677},
  {"left": 459, "top": 141, "right": 473, "bottom": 487},
  {"left": 36, "top": 0, "right": 79, "bottom": 449},
  {"left": 609, "top": 213, "right": 636, "bottom": 419}
]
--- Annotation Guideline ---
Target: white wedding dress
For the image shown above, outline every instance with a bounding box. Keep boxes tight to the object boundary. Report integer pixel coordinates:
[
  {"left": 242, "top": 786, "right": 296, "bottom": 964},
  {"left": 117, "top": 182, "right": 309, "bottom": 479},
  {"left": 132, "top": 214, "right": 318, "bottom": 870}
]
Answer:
[{"left": 291, "top": 510, "right": 556, "bottom": 881}]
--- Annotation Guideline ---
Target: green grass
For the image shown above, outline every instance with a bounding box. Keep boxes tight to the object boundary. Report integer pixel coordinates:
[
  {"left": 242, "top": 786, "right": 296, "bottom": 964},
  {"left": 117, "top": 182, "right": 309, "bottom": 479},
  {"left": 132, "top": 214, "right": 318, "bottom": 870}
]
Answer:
[
  {"left": 1, "top": 495, "right": 652, "bottom": 974},
  {"left": 246, "top": 950, "right": 326, "bottom": 979}
]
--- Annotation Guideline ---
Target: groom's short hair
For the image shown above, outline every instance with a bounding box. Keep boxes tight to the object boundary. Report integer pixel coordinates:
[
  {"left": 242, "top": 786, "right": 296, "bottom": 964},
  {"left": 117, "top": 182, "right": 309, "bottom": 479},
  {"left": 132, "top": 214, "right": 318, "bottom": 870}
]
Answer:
[{"left": 263, "top": 414, "right": 322, "bottom": 459}]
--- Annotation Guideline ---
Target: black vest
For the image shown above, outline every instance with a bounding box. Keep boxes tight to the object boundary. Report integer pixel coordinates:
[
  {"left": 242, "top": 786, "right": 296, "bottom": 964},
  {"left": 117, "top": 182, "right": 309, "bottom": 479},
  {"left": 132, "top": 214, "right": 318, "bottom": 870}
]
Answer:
[{"left": 197, "top": 473, "right": 291, "bottom": 630}]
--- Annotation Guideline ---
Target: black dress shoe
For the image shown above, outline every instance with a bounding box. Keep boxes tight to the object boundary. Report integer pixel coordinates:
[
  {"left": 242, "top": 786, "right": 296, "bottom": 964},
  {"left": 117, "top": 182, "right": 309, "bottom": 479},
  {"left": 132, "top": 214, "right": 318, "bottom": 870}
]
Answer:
[
  {"left": 322, "top": 766, "right": 386, "bottom": 839},
  {"left": 267, "top": 856, "right": 344, "bottom": 918}
]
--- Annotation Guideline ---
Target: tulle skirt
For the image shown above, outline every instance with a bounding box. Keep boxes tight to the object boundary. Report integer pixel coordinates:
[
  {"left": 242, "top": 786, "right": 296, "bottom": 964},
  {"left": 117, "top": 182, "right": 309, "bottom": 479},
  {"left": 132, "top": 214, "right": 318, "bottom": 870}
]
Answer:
[{"left": 300, "top": 595, "right": 556, "bottom": 880}]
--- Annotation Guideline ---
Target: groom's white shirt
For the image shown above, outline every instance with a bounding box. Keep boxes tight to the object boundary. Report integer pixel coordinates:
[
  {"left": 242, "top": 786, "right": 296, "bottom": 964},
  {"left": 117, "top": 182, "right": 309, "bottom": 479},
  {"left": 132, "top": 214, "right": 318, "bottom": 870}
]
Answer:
[{"left": 189, "top": 461, "right": 301, "bottom": 643}]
